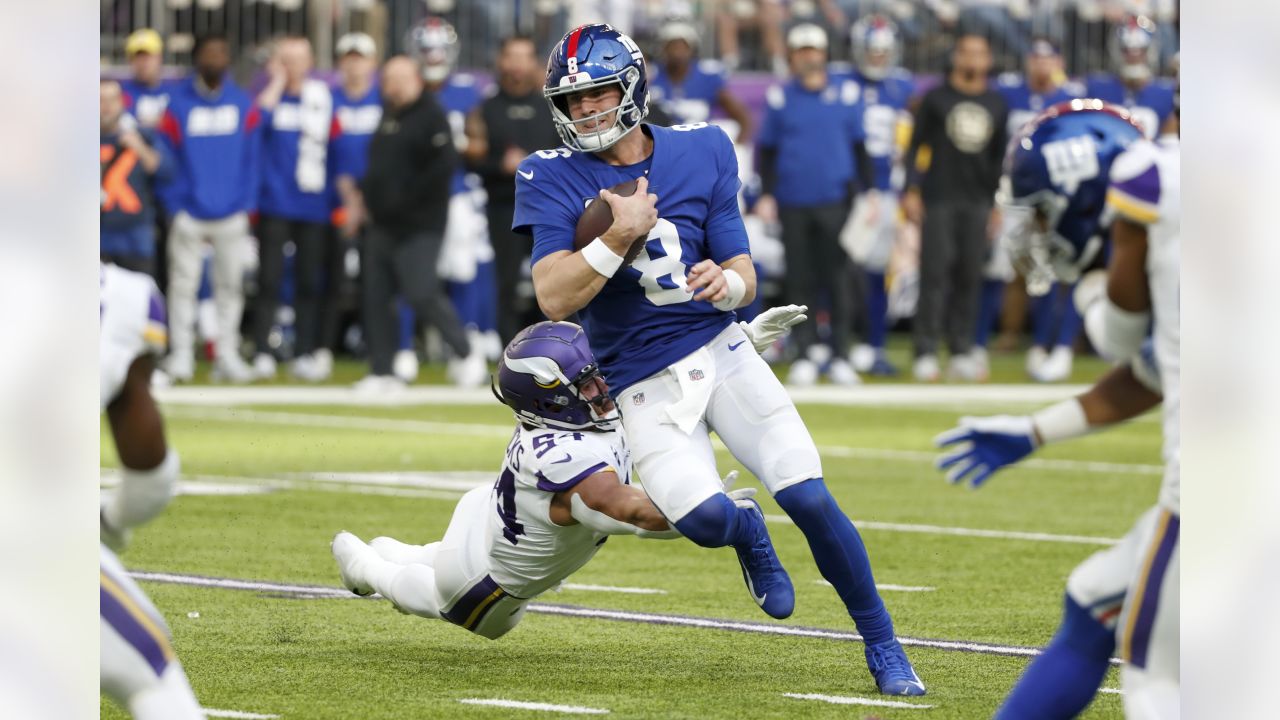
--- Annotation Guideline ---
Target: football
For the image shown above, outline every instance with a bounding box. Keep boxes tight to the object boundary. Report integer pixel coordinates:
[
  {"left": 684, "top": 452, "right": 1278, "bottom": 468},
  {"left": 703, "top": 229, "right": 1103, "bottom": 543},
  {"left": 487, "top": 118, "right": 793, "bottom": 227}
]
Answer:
[{"left": 573, "top": 178, "right": 649, "bottom": 267}]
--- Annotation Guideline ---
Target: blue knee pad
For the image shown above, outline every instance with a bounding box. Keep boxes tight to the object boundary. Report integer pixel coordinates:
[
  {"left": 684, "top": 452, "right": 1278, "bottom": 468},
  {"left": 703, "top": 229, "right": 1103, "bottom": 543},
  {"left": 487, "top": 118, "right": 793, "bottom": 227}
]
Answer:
[{"left": 674, "top": 494, "right": 754, "bottom": 549}]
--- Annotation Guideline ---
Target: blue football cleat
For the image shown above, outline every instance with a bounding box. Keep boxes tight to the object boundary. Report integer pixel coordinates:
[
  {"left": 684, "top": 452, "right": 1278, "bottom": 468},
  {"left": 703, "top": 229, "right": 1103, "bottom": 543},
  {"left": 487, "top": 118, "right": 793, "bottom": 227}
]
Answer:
[
  {"left": 868, "top": 354, "right": 899, "bottom": 377},
  {"left": 734, "top": 499, "right": 795, "bottom": 619},
  {"left": 865, "top": 639, "right": 927, "bottom": 696}
]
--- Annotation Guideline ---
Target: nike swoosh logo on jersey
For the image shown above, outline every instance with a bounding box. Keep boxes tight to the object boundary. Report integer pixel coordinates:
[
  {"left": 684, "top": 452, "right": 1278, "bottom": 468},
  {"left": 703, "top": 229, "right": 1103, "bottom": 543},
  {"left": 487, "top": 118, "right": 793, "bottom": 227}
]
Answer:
[
  {"left": 518, "top": 169, "right": 534, "bottom": 180},
  {"left": 551, "top": 454, "right": 572, "bottom": 464},
  {"left": 728, "top": 341, "right": 746, "bottom": 351}
]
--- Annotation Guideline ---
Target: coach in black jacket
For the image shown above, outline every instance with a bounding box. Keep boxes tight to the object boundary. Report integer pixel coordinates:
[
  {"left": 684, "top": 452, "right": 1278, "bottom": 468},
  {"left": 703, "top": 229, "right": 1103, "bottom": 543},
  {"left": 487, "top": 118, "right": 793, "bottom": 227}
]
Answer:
[{"left": 360, "top": 55, "right": 472, "bottom": 383}]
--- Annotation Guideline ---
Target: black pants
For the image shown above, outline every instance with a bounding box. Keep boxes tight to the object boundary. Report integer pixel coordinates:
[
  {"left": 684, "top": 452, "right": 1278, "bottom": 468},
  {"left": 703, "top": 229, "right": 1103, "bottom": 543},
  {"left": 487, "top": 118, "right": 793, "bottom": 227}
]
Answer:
[
  {"left": 487, "top": 201, "right": 541, "bottom": 346},
  {"left": 254, "top": 215, "right": 329, "bottom": 357},
  {"left": 317, "top": 225, "right": 354, "bottom": 354},
  {"left": 913, "top": 201, "right": 990, "bottom": 357},
  {"left": 780, "top": 201, "right": 856, "bottom": 355},
  {"left": 362, "top": 225, "right": 471, "bottom": 376}
]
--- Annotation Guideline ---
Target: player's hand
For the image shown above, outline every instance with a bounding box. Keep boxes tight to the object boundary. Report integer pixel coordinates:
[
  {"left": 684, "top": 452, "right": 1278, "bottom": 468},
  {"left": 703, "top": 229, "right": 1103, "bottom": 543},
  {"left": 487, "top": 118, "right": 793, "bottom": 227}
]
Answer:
[
  {"left": 599, "top": 175, "right": 658, "bottom": 253},
  {"left": 740, "top": 304, "right": 808, "bottom": 353},
  {"left": 933, "top": 415, "right": 1039, "bottom": 488},
  {"left": 686, "top": 260, "right": 729, "bottom": 302},
  {"left": 720, "top": 470, "right": 757, "bottom": 508},
  {"left": 754, "top": 194, "right": 778, "bottom": 225},
  {"left": 501, "top": 146, "right": 525, "bottom": 176},
  {"left": 902, "top": 189, "right": 924, "bottom": 227}
]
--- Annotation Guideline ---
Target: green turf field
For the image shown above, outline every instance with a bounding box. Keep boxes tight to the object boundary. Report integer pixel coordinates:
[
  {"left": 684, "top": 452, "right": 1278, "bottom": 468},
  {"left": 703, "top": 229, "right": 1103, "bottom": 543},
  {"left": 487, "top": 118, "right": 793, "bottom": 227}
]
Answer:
[{"left": 100, "top": 365, "right": 1159, "bottom": 718}]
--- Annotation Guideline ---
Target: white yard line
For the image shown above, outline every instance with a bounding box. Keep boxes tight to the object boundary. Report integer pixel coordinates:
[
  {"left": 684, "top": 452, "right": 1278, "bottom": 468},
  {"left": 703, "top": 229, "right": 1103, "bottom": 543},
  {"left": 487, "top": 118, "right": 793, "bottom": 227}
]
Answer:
[
  {"left": 560, "top": 583, "right": 668, "bottom": 595},
  {"left": 767, "top": 514, "right": 1118, "bottom": 546},
  {"left": 817, "top": 580, "right": 936, "bottom": 592},
  {"left": 202, "top": 709, "right": 281, "bottom": 719},
  {"left": 782, "top": 692, "right": 934, "bottom": 709},
  {"left": 158, "top": 383, "right": 1090, "bottom": 408},
  {"left": 457, "top": 699, "right": 609, "bottom": 714},
  {"left": 165, "top": 406, "right": 1162, "bottom": 477},
  {"left": 130, "top": 570, "right": 1122, "bottom": 665}
]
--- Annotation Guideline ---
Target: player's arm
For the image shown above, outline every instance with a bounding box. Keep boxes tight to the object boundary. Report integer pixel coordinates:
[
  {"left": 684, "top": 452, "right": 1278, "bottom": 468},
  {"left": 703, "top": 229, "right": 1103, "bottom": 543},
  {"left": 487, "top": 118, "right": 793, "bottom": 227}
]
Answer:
[
  {"left": 103, "top": 354, "right": 180, "bottom": 549},
  {"left": 530, "top": 176, "right": 659, "bottom": 321},
  {"left": 1084, "top": 218, "right": 1152, "bottom": 360},
  {"left": 549, "top": 470, "right": 680, "bottom": 539},
  {"left": 461, "top": 106, "right": 488, "bottom": 167},
  {"left": 934, "top": 363, "right": 1161, "bottom": 488},
  {"left": 686, "top": 253, "right": 755, "bottom": 309}
]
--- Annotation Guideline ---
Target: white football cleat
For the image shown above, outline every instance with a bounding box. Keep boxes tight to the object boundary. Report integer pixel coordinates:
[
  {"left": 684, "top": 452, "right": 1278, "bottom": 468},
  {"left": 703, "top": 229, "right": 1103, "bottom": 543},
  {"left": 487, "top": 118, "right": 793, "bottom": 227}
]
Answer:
[
  {"left": 392, "top": 349, "right": 419, "bottom": 383},
  {"left": 1034, "top": 346, "right": 1074, "bottom": 383},
  {"left": 331, "top": 531, "right": 376, "bottom": 597},
  {"left": 289, "top": 354, "right": 328, "bottom": 383},
  {"left": 787, "top": 358, "right": 819, "bottom": 387},
  {"left": 252, "top": 353, "right": 278, "bottom": 380},
  {"left": 449, "top": 352, "right": 488, "bottom": 389},
  {"left": 312, "top": 348, "right": 334, "bottom": 379},
  {"left": 161, "top": 353, "right": 195, "bottom": 383},
  {"left": 827, "top": 358, "right": 862, "bottom": 386},
  {"left": 913, "top": 354, "right": 941, "bottom": 382},
  {"left": 968, "top": 347, "right": 991, "bottom": 383},
  {"left": 946, "top": 352, "right": 983, "bottom": 383},
  {"left": 353, "top": 374, "right": 405, "bottom": 394},
  {"left": 212, "top": 353, "right": 255, "bottom": 384},
  {"left": 1025, "top": 346, "right": 1048, "bottom": 379},
  {"left": 850, "top": 344, "right": 877, "bottom": 374}
]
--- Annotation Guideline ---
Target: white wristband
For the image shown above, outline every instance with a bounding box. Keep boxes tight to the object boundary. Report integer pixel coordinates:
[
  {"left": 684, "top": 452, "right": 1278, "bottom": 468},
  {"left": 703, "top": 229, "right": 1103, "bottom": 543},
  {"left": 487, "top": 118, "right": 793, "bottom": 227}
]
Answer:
[
  {"left": 712, "top": 268, "right": 747, "bottom": 311},
  {"left": 1030, "top": 399, "right": 1090, "bottom": 446},
  {"left": 581, "top": 237, "right": 625, "bottom": 278}
]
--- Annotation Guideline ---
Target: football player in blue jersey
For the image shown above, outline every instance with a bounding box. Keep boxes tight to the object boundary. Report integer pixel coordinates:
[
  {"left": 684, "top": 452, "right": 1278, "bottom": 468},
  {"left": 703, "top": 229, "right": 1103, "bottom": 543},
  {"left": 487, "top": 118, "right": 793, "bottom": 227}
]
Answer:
[
  {"left": 513, "top": 23, "right": 925, "bottom": 697},
  {"left": 838, "top": 14, "right": 915, "bottom": 377},
  {"left": 1085, "top": 14, "right": 1176, "bottom": 140},
  {"left": 648, "top": 16, "right": 755, "bottom": 142},
  {"left": 984, "top": 37, "right": 1084, "bottom": 383}
]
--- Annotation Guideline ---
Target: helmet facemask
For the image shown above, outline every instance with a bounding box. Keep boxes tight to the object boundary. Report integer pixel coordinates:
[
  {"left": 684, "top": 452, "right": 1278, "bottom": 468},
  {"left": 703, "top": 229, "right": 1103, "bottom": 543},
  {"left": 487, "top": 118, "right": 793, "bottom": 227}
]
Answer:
[
  {"left": 1000, "top": 187, "right": 1099, "bottom": 296},
  {"left": 545, "top": 67, "right": 647, "bottom": 152}
]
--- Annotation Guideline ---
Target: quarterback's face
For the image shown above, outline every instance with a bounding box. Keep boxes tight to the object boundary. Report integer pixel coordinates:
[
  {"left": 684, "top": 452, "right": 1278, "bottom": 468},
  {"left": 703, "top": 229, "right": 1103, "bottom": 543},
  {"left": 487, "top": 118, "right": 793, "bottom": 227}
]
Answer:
[{"left": 567, "top": 85, "right": 623, "bottom": 131}]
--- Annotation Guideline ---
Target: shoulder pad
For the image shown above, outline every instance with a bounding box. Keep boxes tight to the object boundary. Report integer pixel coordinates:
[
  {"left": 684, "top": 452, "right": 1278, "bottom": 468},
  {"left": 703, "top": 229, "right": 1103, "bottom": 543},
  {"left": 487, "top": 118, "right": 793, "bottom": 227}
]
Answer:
[{"left": 1107, "top": 140, "right": 1162, "bottom": 224}]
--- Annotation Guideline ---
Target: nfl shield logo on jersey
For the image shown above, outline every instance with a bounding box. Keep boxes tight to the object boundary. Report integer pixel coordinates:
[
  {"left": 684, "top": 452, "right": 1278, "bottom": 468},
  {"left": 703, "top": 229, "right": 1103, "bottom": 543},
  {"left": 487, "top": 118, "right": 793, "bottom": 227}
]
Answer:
[
  {"left": 688, "top": 369, "right": 705, "bottom": 381},
  {"left": 632, "top": 392, "right": 645, "bottom": 406}
]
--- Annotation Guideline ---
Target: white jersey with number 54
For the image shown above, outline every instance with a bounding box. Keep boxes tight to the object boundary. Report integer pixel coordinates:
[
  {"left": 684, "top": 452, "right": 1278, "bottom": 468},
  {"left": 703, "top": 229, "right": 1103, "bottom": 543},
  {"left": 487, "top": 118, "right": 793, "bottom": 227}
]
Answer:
[{"left": 486, "top": 425, "right": 631, "bottom": 598}]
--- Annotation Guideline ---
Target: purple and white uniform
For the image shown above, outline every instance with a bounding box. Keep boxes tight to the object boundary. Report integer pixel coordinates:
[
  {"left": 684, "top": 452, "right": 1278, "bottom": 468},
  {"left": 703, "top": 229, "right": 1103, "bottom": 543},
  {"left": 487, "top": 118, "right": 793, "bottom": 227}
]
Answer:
[
  {"left": 1067, "top": 134, "right": 1179, "bottom": 714},
  {"left": 100, "top": 263, "right": 167, "bottom": 410}
]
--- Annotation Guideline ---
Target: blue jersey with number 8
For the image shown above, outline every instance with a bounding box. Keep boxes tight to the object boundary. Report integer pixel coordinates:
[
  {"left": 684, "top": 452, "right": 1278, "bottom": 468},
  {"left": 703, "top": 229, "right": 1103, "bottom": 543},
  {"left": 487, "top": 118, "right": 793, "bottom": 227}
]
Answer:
[{"left": 512, "top": 122, "right": 750, "bottom": 394}]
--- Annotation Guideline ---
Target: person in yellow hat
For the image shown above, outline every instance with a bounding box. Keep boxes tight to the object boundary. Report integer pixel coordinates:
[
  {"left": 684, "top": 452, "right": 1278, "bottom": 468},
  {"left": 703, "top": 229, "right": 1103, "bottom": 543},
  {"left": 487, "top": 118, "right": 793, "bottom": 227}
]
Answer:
[{"left": 121, "top": 29, "right": 172, "bottom": 129}]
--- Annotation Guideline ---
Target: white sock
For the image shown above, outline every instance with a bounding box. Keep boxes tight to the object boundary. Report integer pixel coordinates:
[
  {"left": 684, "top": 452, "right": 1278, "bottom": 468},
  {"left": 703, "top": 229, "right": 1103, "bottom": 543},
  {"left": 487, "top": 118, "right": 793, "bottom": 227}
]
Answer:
[{"left": 369, "top": 537, "right": 439, "bottom": 566}]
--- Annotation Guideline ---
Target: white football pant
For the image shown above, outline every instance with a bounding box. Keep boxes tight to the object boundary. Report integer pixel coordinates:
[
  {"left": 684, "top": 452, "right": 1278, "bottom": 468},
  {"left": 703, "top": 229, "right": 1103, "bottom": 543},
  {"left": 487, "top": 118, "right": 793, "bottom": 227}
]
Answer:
[{"left": 167, "top": 210, "right": 250, "bottom": 363}]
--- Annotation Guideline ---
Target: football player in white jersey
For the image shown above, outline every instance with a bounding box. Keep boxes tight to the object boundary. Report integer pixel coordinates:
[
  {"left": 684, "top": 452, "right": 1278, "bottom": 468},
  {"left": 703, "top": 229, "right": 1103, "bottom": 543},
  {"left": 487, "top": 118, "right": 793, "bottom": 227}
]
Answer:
[
  {"left": 331, "top": 311, "right": 804, "bottom": 639},
  {"left": 934, "top": 100, "right": 1179, "bottom": 718},
  {"left": 99, "top": 263, "right": 202, "bottom": 719}
]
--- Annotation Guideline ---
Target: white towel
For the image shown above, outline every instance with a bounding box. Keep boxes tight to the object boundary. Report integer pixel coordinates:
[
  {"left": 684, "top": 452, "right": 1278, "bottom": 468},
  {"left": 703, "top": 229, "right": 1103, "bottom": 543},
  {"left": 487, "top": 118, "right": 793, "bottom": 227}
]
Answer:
[
  {"left": 295, "top": 79, "right": 332, "bottom": 193},
  {"left": 662, "top": 347, "right": 715, "bottom": 435}
]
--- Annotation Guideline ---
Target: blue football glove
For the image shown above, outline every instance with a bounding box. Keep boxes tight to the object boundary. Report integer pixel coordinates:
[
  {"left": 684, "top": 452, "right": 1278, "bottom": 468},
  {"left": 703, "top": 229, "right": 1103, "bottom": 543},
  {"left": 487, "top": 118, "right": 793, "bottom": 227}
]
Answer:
[{"left": 933, "top": 415, "right": 1039, "bottom": 488}]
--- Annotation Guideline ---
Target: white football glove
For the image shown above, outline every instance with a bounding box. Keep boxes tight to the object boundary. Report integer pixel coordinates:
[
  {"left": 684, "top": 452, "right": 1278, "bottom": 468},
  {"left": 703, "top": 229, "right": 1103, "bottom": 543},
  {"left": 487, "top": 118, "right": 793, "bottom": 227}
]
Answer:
[
  {"left": 719, "top": 469, "right": 758, "bottom": 508},
  {"left": 739, "top": 304, "right": 808, "bottom": 353}
]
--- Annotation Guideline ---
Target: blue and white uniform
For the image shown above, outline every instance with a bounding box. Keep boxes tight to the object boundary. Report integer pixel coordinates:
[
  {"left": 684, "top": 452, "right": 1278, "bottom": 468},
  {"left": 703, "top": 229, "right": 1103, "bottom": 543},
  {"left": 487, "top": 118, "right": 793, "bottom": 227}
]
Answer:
[
  {"left": 513, "top": 122, "right": 822, "bottom": 521},
  {"left": 649, "top": 60, "right": 729, "bottom": 125},
  {"left": 1084, "top": 75, "right": 1177, "bottom": 140}
]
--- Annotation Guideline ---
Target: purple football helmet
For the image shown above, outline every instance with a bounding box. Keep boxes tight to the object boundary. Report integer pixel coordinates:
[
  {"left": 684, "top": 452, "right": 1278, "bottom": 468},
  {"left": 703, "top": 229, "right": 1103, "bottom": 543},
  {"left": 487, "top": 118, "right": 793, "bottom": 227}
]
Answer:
[{"left": 493, "top": 322, "right": 619, "bottom": 431}]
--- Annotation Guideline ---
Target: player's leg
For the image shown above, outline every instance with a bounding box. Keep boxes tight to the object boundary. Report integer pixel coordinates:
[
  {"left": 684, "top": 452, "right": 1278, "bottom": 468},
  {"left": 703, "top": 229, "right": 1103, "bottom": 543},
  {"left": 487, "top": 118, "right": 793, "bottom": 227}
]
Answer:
[
  {"left": 913, "top": 202, "right": 955, "bottom": 369},
  {"left": 705, "top": 327, "right": 923, "bottom": 695},
  {"left": 1118, "top": 509, "right": 1180, "bottom": 719},
  {"left": 995, "top": 507, "right": 1160, "bottom": 719},
  {"left": 251, "top": 215, "right": 288, "bottom": 366},
  {"left": 100, "top": 546, "right": 203, "bottom": 720},
  {"left": 290, "top": 220, "right": 326, "bottom": 358},
  {"left": 370, "top": 537, "right": 441, "bottom": 566},
  {"left": 208, "top": 212, "right": 252, "bottom": 375},
  {"left": 946, "top": 203, "right": 988, "bottom": 358},
  {"left": 393, "top": 230, "right": 471, "bottom": 359},
  {"left": 615, "top": 365, "right": 794, "bottom": 618},
  {"left": 163, "top": 211, "right": 203, "bottom": 379}
]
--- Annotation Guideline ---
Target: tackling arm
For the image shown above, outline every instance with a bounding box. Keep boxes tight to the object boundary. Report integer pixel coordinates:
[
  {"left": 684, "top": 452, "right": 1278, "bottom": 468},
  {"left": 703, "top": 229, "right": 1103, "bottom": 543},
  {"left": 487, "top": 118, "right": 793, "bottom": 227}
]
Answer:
[
  {"left": 549, "top": 470, "right": 680, "bottom": 539},
  {"left": 1084, "top": 218, "right": 1152, "bottom": 360}
]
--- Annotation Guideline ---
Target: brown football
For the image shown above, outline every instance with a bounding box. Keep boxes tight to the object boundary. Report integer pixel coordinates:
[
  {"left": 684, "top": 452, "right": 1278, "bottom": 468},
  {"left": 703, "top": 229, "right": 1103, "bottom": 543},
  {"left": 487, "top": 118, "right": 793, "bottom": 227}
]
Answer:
[{"left": 573, "top": 178, "right": 649, "bottom": 267}]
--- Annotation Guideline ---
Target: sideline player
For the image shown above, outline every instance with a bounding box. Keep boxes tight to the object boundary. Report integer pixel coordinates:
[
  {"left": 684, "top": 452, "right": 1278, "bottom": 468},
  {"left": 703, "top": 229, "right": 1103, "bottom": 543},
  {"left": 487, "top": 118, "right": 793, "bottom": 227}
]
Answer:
[
  {"left": 100, "top": 263, "right": 201, "bottom": 719},
  {"left": 1085, "top": 14, "right": 1176, "bottom": 140},
  {"left": 836, "top": 13, "right": 915, "bottom": 377},
  {"left": 513, "top": 24, "right": 925, "bottom": 696},
  {"left": 934, "top": 100, "right": 1179, "bottom": 718},
  {"left": 331, "top": 312, "right": 802, "bottom": 638}
]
